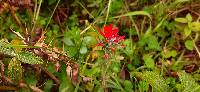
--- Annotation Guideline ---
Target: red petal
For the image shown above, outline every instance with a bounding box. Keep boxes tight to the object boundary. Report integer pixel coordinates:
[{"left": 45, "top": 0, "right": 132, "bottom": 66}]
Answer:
[
  {"left": 114, "top": 36, "right": 125, "bottom": 43},
  {"left": 97, "top": 27, "right": 105, "bottom": 37},
  {"left": 97, "top": 43, "right": 104, "bottom": 46},
  {"left": 104, "top": 25, "right": 113, "bottom": 39},
  {"left": 112, "top": 28, "right": 119, "bottom": 37}
]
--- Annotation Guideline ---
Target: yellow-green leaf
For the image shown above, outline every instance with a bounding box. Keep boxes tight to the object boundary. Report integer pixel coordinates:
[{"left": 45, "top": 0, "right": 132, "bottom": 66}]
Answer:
[{"left": 175, "top": 18, "right": 188, "bottom": 23}]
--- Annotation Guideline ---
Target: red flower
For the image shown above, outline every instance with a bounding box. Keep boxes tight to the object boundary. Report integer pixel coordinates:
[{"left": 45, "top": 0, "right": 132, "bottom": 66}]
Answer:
[
  {"left": 97, "top": 24, "right": 125, "bottom": 59},
  {"left": 98, "top": 24, "right": 125, "bottom": 43}
]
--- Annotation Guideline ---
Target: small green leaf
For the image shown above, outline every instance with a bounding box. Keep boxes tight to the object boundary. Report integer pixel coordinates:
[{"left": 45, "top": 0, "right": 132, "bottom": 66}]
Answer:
[
  {"left": 80, "top": 46, "right": 87, "bottom": 54},
  {"left": 192, "top": 22, "right": 200, "bottom": 32},
  {"left": 184, "top": 26, "right": 191, "bottom": 37},
  {"left": 186, "top": 13, "right": 192, "bottom": 22},
  {"left": 63, "top": 38, "right": 74, "bottom": 46},
  {"left": 175, "top": 18, "right": 188, "bottom": 23},
  {"left": 124, "top": 80, "right": 133, "bottom": 91},
  {"left": 171, "top": 50, "right": 177, "bottom": 57},
  {"left": 143, "top": 54, "right": 155, "bottom": 69},
  {"left": 184, "top": 40, "right": 193, "bottom": 50},
  {"left": 147, "top": 36, "right": 161, "bottom": 51}
]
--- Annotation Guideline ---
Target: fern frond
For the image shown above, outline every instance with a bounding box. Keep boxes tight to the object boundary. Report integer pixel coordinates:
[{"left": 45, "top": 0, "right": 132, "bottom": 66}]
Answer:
[
  {"left": 142, "top": 71, "right": 170, "bottom": 92},
  {"left": 0, "top": 39, "right": 16, "bottom": 57},
  {"left": 178, "top": 71, "right": 200, "bottom": 92},
  {"left": 17, "top": 51, "right": 43, "bottom": 64}
]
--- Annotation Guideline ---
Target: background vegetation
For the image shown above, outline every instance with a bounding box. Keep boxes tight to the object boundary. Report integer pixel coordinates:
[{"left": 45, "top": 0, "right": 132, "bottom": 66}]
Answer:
[{"left": 0, "top": 0, "right": 200, "bottom": 92}]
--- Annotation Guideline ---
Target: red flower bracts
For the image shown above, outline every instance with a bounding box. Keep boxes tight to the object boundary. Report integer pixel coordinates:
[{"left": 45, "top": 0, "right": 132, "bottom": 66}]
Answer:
[
  {"left": 98, "top": 24, "right": 125, "bottom": 44},
  {"left": 97, "top": 24, "right": 125, "bottom": 59}
]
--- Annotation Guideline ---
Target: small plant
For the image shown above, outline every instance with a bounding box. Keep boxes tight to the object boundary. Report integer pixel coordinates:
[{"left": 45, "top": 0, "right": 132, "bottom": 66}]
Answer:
[{"left": 97, "top": 24, "right": 125, "bottom": 59}]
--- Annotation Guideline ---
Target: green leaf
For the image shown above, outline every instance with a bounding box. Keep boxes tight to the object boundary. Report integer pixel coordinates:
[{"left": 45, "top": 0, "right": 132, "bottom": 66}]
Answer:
[
  {"left": 162, "top": 50, "right": 177, "bottom": 58},
  {"left": 175, "top": 18, "right": 188, "bottom": 23},
  {"left": 0, "top": 39, "right": 16, "bottom": 57},
  {"left": 171, "top": 50, "right": 177, "bottom": 57},
  {"left": 112, "top": 11, "right": 151, "bottom": 20},
  {"left": 184, "top": 26, "right": 191, "bottom": 38},
  {"left": 147, "top": 35, "right": 161, "bottom": 51},
  {"left": 186, "top": 13, "right": 192, "bottom": 22},
  {"left": 142, "top": 71, "right": 170, "bottom": 92},
  {"left": 59, "top": 69, "right": 74, "bottom": 92},
  {"left": 124, "top": 80, "right": 133, "bottom": 92},
  {"left": 63, "top": 38, "right": 75, "bottom": 46},
  {"left": 83, "top": 36, "right": 96, "bottom": 45},
  {"left": 8, "top": 57, "right": 23, "bottom": 82},
  {"left": 17, "top": 51, "right": 43, "bottom": 64},
  {"left": 143, "top": 54, "right": 155, "bottom": 69},
  {"left": 80, "top": 45, "right": 87, "bottom": 54},
  {"left": 191, "top": 22, "right": 200, "bottom": 32},
  {"left": 184, "top": 40, "right": 193, "bottom": 50}
]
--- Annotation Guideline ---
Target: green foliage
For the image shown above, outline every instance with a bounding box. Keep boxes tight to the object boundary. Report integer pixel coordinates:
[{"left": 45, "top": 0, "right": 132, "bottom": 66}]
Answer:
[
  {"left": 0, "top": 39, "right": 16, "bottom": 57},
  {"left": 17, "top": 51, "right": 43, "bottom": 64},
  {"left": 177, "top": 71, "right": 200, "bottom": 92},
  {"left": 175, "top": 13, "right": 200, "bottom": 38},
  {"left": 139, "top": 35, "right": 161, "bottom": 51},
  {"left": 142, "top": 71, "right": 170, "bottom": 92},
  {"left": 44, "top": 80, "right": 54, "bottom": 92},
  {"left": 8, "top": 57, "right": 23, "bottom": 82},
  {"left": 143, "top": 54, "right": 155, "bottom": 69},
  {"left": 59, "top": 67, "right": 74, "bottom": 92},
  {"left": 138, "top": 80, "right": 149, "bottom": 92},
  {"left": 184, "top": 40, "right": 194, "bottom": 50}
]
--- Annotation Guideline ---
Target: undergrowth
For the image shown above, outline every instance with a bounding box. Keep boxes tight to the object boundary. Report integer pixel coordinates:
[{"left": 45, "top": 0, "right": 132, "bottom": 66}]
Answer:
[{"left": 0, "top": 0, "right": 200, "bottom": 92}]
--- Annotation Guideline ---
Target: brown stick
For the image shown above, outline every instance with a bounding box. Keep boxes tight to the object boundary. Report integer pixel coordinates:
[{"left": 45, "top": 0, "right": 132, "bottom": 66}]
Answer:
[
  {"left": 30, "top": 65, "right": 60, "bottom": 85},
  {"left": 0, "top": 86, "right": 17, "bottom": 91},
  {"left": 41, "top": 67, "right": 60, "bottom": 85}
]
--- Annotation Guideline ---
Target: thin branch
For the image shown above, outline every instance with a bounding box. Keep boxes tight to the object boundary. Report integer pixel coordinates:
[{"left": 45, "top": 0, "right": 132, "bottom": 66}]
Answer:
[{"left": 30, "top": 65, "right": 60, "bottom": 85}]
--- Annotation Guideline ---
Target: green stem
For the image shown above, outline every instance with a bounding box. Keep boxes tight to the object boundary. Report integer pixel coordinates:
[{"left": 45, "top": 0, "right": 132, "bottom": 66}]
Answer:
[
  {"left": 104, "top": 0, "right": 112, "bottom": 25},
  {"left": 31, "top": 0, "right": 43, "bottom": 33}
]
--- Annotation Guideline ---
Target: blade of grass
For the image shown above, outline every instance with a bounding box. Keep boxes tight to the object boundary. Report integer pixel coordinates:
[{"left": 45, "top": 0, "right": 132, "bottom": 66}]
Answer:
[
  {"left": 76, "top": 1, "right": 95, "bottom": 19},
  {"left": 31, "top": 0, "right": 43, "bottom": 33},
  {"left": 112, "top": 11, "right": 152, "bottom": 20},
  {"left": 104, "top": 0, "right": 112, "bottom": 25},
  {"left": 44, "top": 0, "right": 61, "bottom": 31}
]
